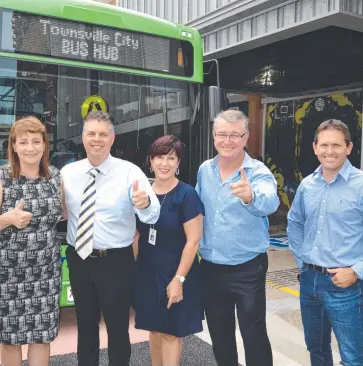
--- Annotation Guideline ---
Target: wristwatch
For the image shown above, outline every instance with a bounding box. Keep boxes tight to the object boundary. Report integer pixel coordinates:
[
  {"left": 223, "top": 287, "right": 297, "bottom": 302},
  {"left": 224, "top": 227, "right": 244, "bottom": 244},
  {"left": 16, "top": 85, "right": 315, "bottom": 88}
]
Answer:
[
  {"left": 175, "top": 274, "right": 185, "bottom": 283},
  {"left": 245, "top": 190, "right": 256, "bottom": 206}
]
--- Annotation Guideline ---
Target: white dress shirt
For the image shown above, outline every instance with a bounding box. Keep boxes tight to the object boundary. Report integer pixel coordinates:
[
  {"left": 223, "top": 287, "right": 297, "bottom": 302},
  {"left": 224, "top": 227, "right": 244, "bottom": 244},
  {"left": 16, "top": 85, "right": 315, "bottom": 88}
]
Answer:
[{"left": 61, "top": 155, "right": 160, "bottom": 250}]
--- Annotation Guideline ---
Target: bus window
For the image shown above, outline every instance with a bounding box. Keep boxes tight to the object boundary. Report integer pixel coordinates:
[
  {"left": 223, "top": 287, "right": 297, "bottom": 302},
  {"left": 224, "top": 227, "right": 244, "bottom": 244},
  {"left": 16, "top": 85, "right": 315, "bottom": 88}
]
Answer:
[{"left": 0, "top": 58, "right": 196, "bottom": 184}]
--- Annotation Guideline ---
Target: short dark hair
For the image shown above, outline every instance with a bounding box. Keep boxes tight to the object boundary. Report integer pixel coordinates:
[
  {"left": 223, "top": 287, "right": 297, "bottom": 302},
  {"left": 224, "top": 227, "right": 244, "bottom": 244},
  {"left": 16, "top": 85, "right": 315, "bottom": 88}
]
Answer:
[
  {"left": 83, "top": 111, "right": 114, "bottom": 134},
  {"left": 314, "top": 119, "right": 351, "bottom": 146},
  {"left": 148, "top": 135, "right": 184, "bottom": 163}
]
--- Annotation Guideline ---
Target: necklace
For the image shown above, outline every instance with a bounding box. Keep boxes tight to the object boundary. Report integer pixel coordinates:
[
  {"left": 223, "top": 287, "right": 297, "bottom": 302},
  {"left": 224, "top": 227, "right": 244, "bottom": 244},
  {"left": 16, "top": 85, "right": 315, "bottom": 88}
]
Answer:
[
  {"left": 158, "top": 193, "right": 168, "bottom": 208},
  {"left": 150, "top": 193, "right": 167, "bottom": 231},
  {"left": 148, "top": 193, "right": 167, "bottom": 245}
]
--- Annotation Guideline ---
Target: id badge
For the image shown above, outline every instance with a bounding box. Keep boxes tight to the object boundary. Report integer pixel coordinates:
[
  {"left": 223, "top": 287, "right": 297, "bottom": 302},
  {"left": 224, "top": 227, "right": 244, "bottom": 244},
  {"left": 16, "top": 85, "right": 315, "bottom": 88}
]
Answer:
[{"left": 148, "top": 228, "right": 157, "bottom": 245}]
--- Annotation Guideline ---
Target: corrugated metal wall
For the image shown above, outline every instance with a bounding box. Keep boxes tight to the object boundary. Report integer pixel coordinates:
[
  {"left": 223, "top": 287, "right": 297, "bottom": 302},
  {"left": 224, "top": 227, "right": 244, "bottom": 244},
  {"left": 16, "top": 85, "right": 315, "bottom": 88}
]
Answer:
[
  {"left": 118, "top": 0, "right": 363, "bottom": 56},
  {"left": 202, "top": 0, "right": 338, "bottom": 54},
  {"left": 341, "top": 0, "right": 363, "bottom": 13},
  {"left": 118, "top": 0, "right": 237, "bottom": 23},
  {"left": 117, "top": 0, "right": 342, "bottom": 25}
]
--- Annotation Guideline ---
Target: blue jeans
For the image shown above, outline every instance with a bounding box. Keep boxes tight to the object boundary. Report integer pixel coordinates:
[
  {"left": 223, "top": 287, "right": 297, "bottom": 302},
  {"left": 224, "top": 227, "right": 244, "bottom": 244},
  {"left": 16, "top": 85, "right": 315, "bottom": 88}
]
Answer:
[{"left": 300, "top": 266, "right": 363, "bottom": 366}]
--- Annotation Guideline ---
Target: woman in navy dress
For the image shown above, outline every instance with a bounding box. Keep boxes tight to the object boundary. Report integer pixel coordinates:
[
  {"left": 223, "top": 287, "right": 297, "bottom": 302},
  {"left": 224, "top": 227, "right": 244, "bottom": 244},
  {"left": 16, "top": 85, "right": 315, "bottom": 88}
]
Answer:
[{"left": 134, "top": 135, "right": 204, "bottom": 366}]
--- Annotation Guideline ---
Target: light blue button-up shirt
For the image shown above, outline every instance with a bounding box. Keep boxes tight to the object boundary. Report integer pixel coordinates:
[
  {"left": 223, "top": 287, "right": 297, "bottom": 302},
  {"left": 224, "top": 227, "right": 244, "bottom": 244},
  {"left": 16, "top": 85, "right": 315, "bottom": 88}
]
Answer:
[
  {"left": 196, "top": 152, "right": 280, "bottom": 265},
  {"left": 287, "top": 159, "right": 363, "bottom": 278},
  {"left": 61, "top": 155, "right": 160, "bottom": 250}
]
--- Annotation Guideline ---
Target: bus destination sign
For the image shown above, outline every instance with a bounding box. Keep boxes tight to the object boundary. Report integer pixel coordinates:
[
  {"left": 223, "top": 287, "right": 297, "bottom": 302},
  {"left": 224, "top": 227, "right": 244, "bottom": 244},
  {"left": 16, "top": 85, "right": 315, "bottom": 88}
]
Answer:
[{"left": 1, "top": 10, "right": 171, "bottom": 73}]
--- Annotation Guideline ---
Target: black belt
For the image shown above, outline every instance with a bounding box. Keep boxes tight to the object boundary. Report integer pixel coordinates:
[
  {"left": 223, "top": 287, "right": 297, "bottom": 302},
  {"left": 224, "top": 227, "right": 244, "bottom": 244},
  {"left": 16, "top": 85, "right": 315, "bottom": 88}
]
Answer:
[
  {"left": 304, "top": 262, "right": 330, "bottom": 274},
  {"left": 68, "top": 245, "right": 130, "bottom": 259},
  {"left": 89, "top": 249, "right": 108, "bottom": 258}
]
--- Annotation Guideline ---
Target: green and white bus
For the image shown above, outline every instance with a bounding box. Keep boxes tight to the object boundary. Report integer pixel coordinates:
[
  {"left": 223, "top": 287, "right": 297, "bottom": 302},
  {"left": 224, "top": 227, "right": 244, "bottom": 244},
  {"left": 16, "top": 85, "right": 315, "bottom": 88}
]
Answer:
[{"left": 0, "top": 0, "right": 220, "bottom": 307}]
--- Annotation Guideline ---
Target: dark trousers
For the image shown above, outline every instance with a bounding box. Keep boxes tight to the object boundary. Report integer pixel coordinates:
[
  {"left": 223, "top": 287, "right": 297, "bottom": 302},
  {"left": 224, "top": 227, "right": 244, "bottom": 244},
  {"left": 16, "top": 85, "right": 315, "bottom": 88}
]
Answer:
[
  {"left": 66, "top": 245, "right": 135, "bottom": 366},
  {"left": 201, "top": 253, "right": 273, "bottom": 366}
]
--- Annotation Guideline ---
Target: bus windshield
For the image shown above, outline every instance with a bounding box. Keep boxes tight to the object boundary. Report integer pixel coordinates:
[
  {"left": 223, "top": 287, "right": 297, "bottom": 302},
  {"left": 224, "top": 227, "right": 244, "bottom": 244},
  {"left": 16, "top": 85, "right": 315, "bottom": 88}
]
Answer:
[{"left": 0, "top": 57, "right": 198, "bottom": 183}]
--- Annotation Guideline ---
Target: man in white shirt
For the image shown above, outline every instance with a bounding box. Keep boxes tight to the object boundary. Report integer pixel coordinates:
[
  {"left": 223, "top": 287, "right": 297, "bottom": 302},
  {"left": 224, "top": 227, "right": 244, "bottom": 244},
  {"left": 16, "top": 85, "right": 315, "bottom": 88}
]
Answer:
[{"left": 61, "top": 111, "right": 160, "bottom": 366}]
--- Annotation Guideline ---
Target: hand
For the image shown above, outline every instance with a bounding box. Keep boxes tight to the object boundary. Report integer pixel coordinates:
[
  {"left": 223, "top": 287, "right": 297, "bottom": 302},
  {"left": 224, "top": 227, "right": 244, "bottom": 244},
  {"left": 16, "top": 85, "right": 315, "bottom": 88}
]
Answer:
[
  {"left": 131, "top": 181, "right": 149, "bottom": 209},
  {"left": 327, "top": 267, "right": 358, "bottom": 288},
  {"left": 7, "top": 199, "right": 33, "bottom": 229},
  {"left": 166, "top": 277, "right": 183, "bottom": 309},
  {"left": 230, "top": 168, "right": 253, "bottom": 204}
]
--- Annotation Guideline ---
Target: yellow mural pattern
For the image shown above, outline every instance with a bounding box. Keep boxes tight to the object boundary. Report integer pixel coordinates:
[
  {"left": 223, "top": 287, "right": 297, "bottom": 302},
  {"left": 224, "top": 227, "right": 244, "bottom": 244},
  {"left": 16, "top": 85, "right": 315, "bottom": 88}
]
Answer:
[
  {"left": 267, "top": 104, "right": 277, "bottom": 129},
  {"left": 266, "top": 92, "right": 361, "bottom": 212}
]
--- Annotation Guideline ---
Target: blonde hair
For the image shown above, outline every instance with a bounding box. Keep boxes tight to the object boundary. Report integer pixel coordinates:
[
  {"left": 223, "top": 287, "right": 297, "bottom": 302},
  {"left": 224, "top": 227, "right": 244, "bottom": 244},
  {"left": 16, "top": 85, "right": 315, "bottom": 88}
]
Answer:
[
  {"left": 213, "top": 109, "right": 249, "bottom": 132},
  {"left": 8, "top": 116, "right": 50, "bottom": 179}
]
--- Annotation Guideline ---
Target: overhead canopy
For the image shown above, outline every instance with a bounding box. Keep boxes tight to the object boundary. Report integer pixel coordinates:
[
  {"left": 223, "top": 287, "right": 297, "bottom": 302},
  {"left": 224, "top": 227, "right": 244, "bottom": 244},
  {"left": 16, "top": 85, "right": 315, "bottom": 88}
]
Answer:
[
  {"left": 188, "top": 0, "right": 363, "bottom": 60},
  {"left": 209, "top": 26, "right": 363, "bottom": 95}
]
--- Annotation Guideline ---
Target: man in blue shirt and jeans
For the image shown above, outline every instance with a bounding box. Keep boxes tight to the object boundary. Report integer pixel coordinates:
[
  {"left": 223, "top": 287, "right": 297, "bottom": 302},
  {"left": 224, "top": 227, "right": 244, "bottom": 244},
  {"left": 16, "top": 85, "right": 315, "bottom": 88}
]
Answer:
[
  {"left": 196, "top": 109, "right": 279, "bottom": 366},
  {"left": 288, "top": 119, "right": 363, "bottom": 366}
]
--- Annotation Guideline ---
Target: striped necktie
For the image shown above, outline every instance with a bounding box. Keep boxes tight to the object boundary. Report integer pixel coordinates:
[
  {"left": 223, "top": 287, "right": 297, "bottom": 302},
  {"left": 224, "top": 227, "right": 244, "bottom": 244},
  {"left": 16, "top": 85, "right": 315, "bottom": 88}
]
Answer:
[{"left": 75, "top": 168, "right": 100, "bottom": 259}]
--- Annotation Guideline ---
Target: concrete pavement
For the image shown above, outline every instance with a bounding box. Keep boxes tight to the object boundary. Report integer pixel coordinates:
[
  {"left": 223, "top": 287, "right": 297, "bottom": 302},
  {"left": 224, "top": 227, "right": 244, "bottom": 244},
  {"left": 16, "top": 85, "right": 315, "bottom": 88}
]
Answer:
[
  {"left": 195, "top": 246, "right": 342, "bottom": 366},
  {"left": 0, "top": 241, "right": 344, "bottom": 365}
]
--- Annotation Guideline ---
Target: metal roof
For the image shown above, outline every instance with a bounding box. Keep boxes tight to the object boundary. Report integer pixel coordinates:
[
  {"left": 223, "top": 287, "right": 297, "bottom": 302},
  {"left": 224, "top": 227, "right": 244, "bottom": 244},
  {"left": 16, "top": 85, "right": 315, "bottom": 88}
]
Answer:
[{"left": 118, "top": 0, "right": 363, "bottom": 59}]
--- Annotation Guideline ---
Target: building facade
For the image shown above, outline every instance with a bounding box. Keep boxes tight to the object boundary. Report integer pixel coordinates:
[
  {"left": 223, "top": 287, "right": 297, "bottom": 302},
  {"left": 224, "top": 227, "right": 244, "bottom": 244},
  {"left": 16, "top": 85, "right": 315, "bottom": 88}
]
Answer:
[{"left": 95, "top": 0, "right": 363, "bottom": 224}]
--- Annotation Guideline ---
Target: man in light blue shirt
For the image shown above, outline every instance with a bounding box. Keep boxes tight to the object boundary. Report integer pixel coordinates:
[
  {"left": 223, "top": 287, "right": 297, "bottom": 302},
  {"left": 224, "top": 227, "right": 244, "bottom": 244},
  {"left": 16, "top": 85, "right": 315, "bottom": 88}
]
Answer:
[
  {"left": 196, "top": 109, "right": 279, "bottom": 366},
  {"left": 61, "top": 111, "right": 160, "bottom": 366},
  {"left": 288, "top": 119, "right": 363, "bottom": 366}
]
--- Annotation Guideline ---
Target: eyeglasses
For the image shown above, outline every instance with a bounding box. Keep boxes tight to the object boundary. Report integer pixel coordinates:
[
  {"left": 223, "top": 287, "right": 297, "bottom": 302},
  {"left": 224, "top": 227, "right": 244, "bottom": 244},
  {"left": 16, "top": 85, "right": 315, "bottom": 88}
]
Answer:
[{"left": 214, "top": 132, "right": 247, "bottom": 141}]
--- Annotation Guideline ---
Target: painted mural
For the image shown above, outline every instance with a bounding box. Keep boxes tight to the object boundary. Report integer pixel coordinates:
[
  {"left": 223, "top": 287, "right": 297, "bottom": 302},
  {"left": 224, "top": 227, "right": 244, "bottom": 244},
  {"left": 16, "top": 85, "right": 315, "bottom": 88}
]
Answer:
[{"left": 265, "top": 91, "right": 362, "bottom": 218}]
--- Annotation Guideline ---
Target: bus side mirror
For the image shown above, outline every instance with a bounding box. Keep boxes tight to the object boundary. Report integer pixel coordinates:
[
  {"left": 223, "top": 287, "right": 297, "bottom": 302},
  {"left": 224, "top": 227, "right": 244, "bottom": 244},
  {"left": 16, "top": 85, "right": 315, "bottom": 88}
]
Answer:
[{"left": 209, "top": 86, "right": 223, "bottom": 122}]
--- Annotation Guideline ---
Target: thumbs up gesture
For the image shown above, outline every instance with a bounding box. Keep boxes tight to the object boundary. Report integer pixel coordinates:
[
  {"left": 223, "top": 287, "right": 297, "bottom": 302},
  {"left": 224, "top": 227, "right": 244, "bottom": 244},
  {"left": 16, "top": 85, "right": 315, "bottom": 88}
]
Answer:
[
  {"left": 7, "top": 199, "right": 33, "bottom": 229},
  {"left": 131, "top": 180, "right": 150, "bottom": 210},
  {"left": 230, "top": 168, "right": 253, "bottom": 204}
]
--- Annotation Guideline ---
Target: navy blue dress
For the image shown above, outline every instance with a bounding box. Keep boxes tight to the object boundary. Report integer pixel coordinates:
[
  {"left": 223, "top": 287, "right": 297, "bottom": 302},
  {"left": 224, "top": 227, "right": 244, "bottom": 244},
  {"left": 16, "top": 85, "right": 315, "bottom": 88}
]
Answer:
[{"left": 134, "top": 181, "right": 205, "bottom": 337}]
